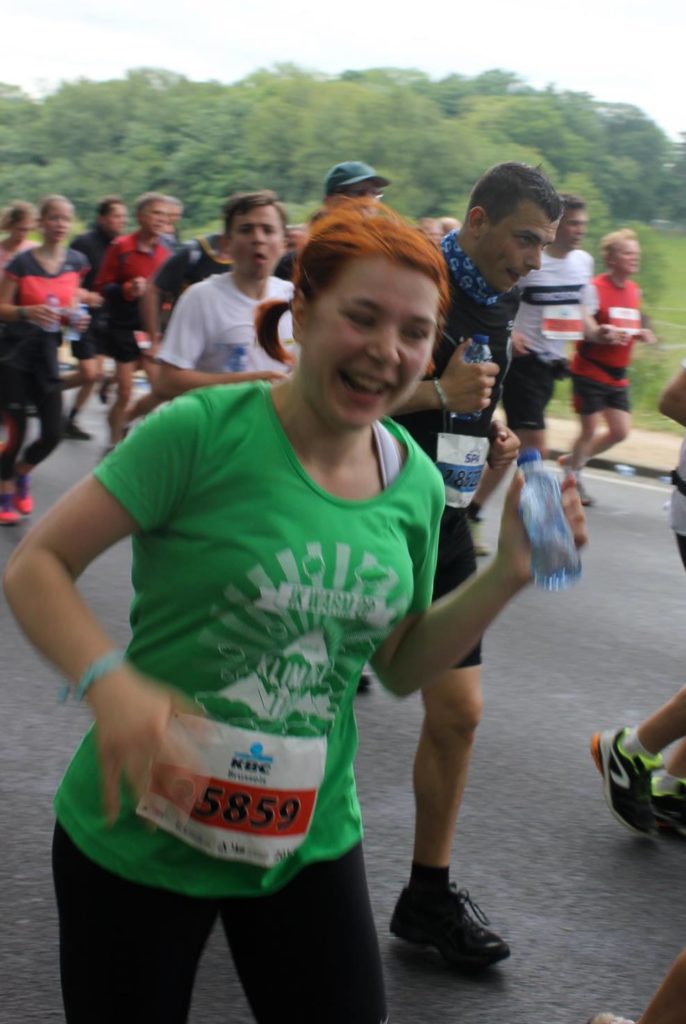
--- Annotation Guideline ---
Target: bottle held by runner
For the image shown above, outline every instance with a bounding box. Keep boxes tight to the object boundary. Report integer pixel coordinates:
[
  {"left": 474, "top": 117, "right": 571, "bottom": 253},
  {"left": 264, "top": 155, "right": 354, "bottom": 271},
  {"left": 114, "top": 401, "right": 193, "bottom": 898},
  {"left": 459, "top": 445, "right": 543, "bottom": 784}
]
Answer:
[
  {"left": 45, "top": 293, "right": 61, "bottom": 334},
  {"left": 225, "top": 344, "right": 247, "bottom": 372},
  {"left": 517, "top": 448, "right": 581, "bottom": 591},
  {"left": 454, "top": 334, "right": 492, "bottom": 421},
  {"left": 64, "top": 303, "right": 89, "bottom": 343}
]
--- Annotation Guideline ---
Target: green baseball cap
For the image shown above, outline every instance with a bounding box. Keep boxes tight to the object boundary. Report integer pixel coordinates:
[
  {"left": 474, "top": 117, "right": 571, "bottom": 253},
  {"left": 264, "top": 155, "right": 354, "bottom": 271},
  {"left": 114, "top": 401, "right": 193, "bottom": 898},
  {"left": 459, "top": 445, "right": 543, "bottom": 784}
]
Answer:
[{"left": 324, "top": 161, "right": 391, "bottom": 196}]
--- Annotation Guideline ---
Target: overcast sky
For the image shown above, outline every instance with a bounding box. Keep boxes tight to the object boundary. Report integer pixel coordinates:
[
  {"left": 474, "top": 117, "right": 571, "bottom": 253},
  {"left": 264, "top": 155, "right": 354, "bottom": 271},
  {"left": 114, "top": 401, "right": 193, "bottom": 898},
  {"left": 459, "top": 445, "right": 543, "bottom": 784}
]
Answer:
[{"left": 7, "top": 0, "right": 684, "bottom": 141}]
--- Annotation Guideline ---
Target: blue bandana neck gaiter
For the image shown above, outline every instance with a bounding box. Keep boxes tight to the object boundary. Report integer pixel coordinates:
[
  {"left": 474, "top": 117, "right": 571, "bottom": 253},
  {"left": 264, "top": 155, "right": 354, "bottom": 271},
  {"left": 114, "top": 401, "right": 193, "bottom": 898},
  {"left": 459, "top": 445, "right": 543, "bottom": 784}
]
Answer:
[{"left": 441, "top": 230, "right": 503, "bottom": 307}]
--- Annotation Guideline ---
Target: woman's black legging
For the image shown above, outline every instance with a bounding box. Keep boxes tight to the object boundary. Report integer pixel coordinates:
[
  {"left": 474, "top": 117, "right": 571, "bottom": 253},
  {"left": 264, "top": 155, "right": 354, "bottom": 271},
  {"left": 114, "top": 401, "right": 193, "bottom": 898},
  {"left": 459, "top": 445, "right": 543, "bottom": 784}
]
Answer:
[
  {"left": 53, "top": 823, "right": 388, "bottom": 1024},
  {"left": 0, "top": 366, "right": 62, "bottom": 480}
]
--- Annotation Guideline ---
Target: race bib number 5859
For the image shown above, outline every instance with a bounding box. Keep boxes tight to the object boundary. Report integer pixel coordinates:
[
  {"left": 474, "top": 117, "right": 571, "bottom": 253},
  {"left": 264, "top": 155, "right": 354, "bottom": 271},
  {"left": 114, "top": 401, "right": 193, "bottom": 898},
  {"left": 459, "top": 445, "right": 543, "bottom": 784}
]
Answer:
[{"left": 138, "top": 719, "right": 327, "bottom": 868}]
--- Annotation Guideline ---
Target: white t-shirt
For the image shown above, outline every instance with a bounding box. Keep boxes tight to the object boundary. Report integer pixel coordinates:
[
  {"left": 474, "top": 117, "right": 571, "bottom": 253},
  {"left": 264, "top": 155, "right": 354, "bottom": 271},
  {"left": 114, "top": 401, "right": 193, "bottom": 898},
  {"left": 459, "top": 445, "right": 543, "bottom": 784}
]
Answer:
[
  {"left": 514, "top": 249, "right": 594, "bottom": 361},
  {"left": 158, "top": 272, "right": 295, "bottom": 374}
]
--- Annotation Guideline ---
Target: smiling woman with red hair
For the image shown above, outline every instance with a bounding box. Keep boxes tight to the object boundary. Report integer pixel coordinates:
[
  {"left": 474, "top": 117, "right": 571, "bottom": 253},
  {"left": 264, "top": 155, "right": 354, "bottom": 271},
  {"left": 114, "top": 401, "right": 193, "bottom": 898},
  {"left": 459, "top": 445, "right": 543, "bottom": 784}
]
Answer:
[
  {"left": 4, "top": 203, "right": 584, "bottom": 1024},
  {"left": 256, "top": 202, "right": 450, "bottom": 365}
]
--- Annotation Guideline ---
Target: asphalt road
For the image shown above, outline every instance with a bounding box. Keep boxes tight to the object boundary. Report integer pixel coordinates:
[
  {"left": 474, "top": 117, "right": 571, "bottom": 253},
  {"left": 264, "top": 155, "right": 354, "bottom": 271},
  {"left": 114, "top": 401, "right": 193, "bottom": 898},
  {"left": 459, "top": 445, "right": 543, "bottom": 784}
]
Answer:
[{"left": 1, "top": 410, "right": 685, "bottom": 1024}]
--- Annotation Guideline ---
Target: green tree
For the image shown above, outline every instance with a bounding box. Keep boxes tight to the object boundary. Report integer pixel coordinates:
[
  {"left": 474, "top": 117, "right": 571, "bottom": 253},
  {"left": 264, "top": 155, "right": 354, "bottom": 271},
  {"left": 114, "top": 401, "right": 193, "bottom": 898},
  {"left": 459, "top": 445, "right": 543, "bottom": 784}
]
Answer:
[{"left": 0, "top": 64, "right": 679, "bottom": 234}]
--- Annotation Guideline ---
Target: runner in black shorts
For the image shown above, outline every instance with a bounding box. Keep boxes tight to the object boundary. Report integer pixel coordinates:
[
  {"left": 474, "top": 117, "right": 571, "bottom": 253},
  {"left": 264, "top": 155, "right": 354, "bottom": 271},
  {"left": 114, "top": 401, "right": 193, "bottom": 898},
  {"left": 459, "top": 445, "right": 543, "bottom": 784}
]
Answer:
[
  {"left": 503, "top": 352, "right": 564, "bottom": 432},
  {"left": 562, "top": 228, "right": 657, "bottom": 505},
  {"left": 64, "top": 197, "right": 128, "bottom": 440},
  {"left": 502, "top": 195, "right": 592, "bottom": 456},
  {"left": 95, "top": 192, "right": 169, "bottom": 450},
  {"left": 431, "top": 506, "right": 480, "bottom": 667},
  {"left": 390, "top": 163, "right": 561, "bottom": 970},
  {"left": 571, "top": 373, "right": 630, "bottom": 415}
]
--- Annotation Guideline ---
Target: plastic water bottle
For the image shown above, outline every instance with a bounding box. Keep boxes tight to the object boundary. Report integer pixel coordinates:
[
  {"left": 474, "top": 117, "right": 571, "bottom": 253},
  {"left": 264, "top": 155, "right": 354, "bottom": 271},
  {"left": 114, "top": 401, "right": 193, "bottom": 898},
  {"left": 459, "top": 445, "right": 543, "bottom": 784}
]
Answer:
[
  {"left": 517, "top": 449, "right": 581, "bottom": 591},
  {"left": 45, "top": 294, "right": 61, "bottom": 333},
  {"left": 225, "top": 344, "right": 247, "bottom": 372},
  {"left": 454, "top": 334, "right": 493, "bottom": 421},
  {"left": 64, "top": 304, "right": 89, "bottom": 343}
]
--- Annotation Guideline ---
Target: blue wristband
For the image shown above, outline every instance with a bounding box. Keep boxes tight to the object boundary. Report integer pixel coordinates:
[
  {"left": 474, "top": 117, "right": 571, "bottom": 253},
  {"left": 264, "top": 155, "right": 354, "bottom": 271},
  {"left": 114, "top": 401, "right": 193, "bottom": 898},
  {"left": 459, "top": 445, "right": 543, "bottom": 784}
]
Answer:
[{"left": 58, "top": 650, "right": 126, "bottom": 704}]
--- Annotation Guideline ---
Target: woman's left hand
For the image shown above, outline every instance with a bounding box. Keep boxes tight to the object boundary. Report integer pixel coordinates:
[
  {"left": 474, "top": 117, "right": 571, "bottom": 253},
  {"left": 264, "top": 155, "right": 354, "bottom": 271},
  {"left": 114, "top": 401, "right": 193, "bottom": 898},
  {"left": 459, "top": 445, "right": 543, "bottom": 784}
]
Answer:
[{"left": 495, "top": 471, "right": 587, "bottom": 588}]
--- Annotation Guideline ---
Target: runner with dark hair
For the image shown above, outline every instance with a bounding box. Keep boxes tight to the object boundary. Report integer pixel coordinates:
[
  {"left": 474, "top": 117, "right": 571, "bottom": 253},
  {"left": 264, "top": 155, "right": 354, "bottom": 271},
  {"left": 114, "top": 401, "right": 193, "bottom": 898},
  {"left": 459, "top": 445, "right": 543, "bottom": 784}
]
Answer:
[
  {"left": 155, "top": 190, "right": 292, "bottom": 402},
  {"left": 63, "top": 195, "right": 128, "bottom": 440},
  {"left": 390, "top": 162, "right": 563, "bottom": 969}
]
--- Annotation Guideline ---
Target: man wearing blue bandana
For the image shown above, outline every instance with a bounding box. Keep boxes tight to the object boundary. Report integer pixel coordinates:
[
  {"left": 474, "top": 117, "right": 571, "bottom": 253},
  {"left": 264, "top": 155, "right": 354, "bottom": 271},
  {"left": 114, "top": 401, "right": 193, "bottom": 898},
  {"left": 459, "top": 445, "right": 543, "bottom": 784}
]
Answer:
[{"left": 391, "top": 163, "right": 562, "bottom": 970}]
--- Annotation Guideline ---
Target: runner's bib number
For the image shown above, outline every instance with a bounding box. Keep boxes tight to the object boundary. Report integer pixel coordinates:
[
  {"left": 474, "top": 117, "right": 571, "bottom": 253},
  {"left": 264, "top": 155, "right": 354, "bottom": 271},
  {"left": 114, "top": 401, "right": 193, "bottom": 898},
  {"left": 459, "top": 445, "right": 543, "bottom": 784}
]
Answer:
[
  {"left": 608, "top": 307, "right": 641, "bottom": 336},
  {"left": 137, "top": 718, "right": 326, "bottom": 868},
  {"left": 541, "top": 304, "right": 584, "bottom": 342},
  {"left": 436, "top": 433, "right": 489, "bottom": 509}
]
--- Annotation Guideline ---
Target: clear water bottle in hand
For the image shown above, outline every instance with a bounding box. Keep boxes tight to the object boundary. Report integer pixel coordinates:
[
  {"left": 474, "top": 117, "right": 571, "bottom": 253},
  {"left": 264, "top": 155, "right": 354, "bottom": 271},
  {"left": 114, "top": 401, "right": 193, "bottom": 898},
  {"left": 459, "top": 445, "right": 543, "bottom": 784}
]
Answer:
[
  {"left": 224, "top": 344, "right": 247, "bottom": 372},
  {"left": 518, "top": 448, "right": 581, "bottom": 591},
  {"left": 64, "top": 304, "right": 89, "bottom": 343},
  {"left": 45, "top": 294, "right": 61, "bottom": 333},
  {"left": 454, "top": 334, "right": 493, "bottom": 421}
]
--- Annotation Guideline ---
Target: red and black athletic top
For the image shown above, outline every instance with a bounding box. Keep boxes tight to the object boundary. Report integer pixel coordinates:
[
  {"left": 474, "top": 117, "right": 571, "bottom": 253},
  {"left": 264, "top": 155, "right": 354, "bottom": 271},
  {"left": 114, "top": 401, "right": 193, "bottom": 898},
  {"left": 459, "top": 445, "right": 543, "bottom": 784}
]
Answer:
[
  {"left": 1, "top": 248, "right": 89, "bottom": 380},
  {"left": 571, "top": 273, "right": 642, "bottom": 387},
  {"left": 95, "top": 231, "right": 169, "bottom": 330},
  {"left": 5, "top": 247, "right": 89, "bottom": 309}
]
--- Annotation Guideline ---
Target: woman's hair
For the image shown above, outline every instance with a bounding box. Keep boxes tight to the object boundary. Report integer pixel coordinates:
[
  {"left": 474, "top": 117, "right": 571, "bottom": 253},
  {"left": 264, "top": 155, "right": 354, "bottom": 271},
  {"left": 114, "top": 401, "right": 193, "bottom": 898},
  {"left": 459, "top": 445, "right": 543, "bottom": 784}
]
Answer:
[
  {"left": 600, "top": 228, "right": 638, "bottom": 267},
  {"left": 255, "top": 203, "right": 450, "bottom": 365},
  {"left": 38, "top": 194, "right": 73, "bottom": 219},
  {"left": 0, "top": 200, "right": 37, "bottom": 231}
]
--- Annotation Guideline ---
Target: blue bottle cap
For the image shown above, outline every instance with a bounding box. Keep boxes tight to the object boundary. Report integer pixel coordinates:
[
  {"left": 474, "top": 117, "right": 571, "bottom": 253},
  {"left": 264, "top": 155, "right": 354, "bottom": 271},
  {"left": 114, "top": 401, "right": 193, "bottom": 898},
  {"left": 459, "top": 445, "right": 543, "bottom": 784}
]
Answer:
[
  {"left": 472, "top": 334, "right": 490, "bottom": 345},
  {"left": 517, "top": 448, "right": 542, "bottom": 466}
]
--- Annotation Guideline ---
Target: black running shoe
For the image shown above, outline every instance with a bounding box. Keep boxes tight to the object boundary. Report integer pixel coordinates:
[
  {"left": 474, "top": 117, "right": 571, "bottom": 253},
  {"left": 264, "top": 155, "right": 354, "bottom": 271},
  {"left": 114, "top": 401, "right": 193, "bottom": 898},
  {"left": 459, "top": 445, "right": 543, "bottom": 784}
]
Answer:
[
  {"left": 652, "top": 783, "right": 686, "bottom": 837},
  {"left": 357, "top": 671, "right": 373, "bottom": 694},
  {"left": 98, "top": 378, "right": 112, "bottom": 405},
  {"left": 63, "top": 418, "right": 92, "bottom": 440},
  {"left": 390, "top": 885, "right": 510, "bottom": 968},
  {"left": 590, "top": 728, "right": 661, "bottom": 835}
]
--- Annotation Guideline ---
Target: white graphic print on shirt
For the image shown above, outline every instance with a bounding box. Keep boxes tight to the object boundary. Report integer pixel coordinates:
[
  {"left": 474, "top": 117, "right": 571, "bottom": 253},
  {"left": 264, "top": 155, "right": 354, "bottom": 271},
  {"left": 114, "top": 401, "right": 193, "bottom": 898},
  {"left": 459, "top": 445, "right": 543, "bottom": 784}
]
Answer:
[{"left": 194, "top": 541, "right": 405, "bottom": 736}]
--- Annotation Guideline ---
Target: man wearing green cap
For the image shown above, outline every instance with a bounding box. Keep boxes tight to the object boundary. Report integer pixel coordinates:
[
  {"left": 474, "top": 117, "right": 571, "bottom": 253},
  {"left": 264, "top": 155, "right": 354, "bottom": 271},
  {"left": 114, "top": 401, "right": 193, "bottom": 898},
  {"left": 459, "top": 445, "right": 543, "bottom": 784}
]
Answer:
[
  {"left": 323, "top": 161, "right": 390, "bottom": 203},
  {"left": 274, "top": 161, "right": 391, "bottom": 283}
]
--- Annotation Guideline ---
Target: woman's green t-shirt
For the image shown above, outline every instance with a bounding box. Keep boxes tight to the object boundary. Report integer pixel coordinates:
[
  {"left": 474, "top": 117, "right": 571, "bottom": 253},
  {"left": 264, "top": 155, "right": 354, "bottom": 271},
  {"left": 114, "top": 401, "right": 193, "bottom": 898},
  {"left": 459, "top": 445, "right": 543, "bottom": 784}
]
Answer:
[{"left": 55, "top": 383, "right": 444, "bottom": 897}]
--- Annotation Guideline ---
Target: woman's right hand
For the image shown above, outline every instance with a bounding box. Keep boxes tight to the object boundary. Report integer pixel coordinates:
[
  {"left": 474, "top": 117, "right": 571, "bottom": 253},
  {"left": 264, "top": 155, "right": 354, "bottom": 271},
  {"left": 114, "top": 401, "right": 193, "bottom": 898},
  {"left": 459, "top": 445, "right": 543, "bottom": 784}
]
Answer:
[{"left": 86, "top": 665, "right": 205, "bottom": 825}]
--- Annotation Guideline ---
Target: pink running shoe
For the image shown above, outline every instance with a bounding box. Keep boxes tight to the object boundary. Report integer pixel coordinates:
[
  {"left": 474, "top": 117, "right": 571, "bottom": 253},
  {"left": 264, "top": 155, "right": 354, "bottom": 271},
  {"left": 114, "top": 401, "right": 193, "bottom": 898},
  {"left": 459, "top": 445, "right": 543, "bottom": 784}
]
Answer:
[
  {"left": 0, "top": 496, "right": 20, "bottom": 525},
  {"left": 13, "top": 474, "right": 33, "bottom": 516}
]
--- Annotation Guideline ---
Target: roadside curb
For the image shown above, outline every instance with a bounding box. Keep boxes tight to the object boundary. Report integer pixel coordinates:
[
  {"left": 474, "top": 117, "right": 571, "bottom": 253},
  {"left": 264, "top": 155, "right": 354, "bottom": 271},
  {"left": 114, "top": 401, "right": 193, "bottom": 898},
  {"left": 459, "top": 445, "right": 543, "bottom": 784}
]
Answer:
[
  {"left": 545, "top": 415, "right": 679, "bottom": 483},
  {"left": 547, "top": 447, "right": 673, "bottom": 482}
]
